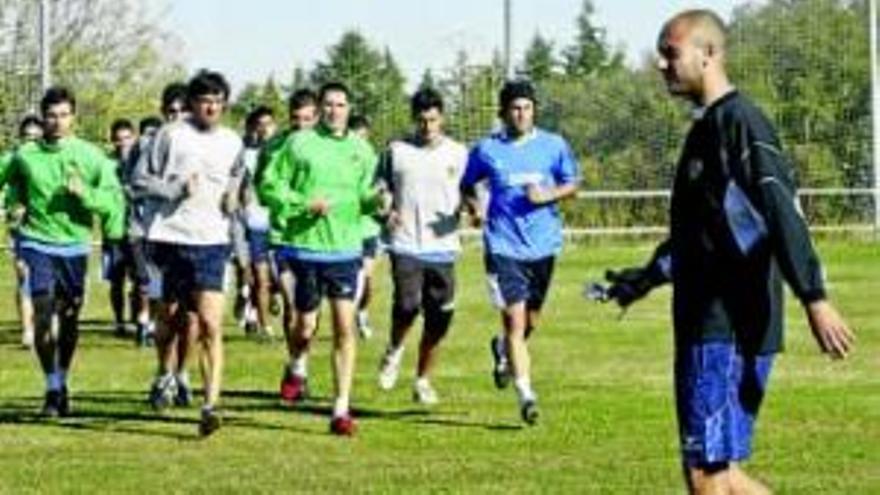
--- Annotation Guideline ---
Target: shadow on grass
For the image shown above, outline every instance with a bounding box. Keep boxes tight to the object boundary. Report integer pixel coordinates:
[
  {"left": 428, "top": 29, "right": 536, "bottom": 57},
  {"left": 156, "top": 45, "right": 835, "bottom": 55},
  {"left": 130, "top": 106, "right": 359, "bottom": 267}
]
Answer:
[{"left": 0, "top": 390, "right": 322, "bottom": 440}]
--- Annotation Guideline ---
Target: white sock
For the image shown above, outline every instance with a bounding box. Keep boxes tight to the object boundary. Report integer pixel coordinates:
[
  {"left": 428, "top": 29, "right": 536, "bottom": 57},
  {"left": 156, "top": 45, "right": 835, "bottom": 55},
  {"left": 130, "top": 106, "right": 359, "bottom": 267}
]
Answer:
[
  {"left": 46, "top": 372, "right": 62, "bottom": 392},
  {"left": 289, "top": 356, "right": 308, "bottom": 378},
  {"left": 386, "top": 344, "right": 404, "bottom": 363},
  {"left": 414, "top": 376, "right": 430, "bottom": 389},
  {"left": 332, "top": 396, "right": 350, "bottom": 418},
  {"left": 175, "top": 371, "right": 189, "bottom": 387},
  {"left": 514, "top": 377, "right": 536, "bottom": 404}
]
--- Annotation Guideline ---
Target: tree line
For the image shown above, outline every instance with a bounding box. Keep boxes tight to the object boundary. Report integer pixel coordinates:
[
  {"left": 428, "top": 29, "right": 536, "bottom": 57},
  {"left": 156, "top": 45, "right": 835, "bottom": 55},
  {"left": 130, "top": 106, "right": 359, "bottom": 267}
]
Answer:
[{"left": 0, "top": 0, "right": 870, "bottom": 226}]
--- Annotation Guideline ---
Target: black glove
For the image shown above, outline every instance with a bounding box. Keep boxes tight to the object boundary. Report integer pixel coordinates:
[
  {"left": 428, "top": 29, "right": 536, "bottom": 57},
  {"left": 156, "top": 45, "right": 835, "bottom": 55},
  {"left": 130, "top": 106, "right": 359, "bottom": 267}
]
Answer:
[{"left": 604, "top": 267, "right": 654, "bottom": 307}]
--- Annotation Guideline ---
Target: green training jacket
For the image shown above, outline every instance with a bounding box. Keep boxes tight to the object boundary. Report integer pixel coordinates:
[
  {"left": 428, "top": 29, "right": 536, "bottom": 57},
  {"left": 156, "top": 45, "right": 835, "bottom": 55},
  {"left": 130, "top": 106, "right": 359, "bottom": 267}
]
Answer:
[{"left": 0, "top": 136, "right": 123, "bottom": 245}]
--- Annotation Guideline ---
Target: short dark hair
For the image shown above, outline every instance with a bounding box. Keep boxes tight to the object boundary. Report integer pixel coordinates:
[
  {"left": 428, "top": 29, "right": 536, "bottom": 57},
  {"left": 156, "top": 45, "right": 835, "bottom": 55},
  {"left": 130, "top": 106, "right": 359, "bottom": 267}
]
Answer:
[
  {"left": 246, "top": 105, "right": 275, "bottom": 130},
  {"left": 498, "top": 80, "right": 536, "bottom": 110},
  {"left": 187, "top": 69, "right": 230, "bottom": 102},
  {"left": 410, "top": 87, "right": 444, "bottom": 115},
  {"left": 138, "top": 116, "right": 163, "bottom": 135},
  {"left": 18, "top": 114, "right": 43, "bottom": 136},
  {"left": 288, "top": 88, "right": 318, "bottom": 111},
  {"left": 318, "top": 81, "right": 350, "bottom": 102},
  {"left": 110, "top": 118, "right": 135, "bottom": 137},
  {"left": 347, "top": 114, "right": 370, "bottom": 131},
  {"left": 161, "top": 82, "right": 188, "bottom": 113},
  {"left": 40, "top": 86, "right": 76, "bottom": 115}
]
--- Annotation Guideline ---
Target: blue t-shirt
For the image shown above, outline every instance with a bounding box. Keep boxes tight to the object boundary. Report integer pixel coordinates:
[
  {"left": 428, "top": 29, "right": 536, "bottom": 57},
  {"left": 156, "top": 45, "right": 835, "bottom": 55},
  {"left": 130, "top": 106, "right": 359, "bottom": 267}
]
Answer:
[{"left": 461, "top": 128, "right": 580, "bottom": 261}]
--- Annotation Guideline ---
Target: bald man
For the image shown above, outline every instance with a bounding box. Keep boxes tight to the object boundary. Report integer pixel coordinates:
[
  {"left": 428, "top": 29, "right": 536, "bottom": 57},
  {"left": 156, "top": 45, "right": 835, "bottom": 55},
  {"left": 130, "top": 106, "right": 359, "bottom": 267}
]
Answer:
[{"left": 599, "top": 9, "right": 853, "bottom": 495}]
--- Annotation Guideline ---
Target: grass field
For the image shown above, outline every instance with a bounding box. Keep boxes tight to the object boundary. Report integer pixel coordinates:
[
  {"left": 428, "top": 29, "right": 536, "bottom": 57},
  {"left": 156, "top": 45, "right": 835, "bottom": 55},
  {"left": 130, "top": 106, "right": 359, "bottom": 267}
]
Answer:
[{"left": 0, "top": 238, "right": 876, "bottom": 494}]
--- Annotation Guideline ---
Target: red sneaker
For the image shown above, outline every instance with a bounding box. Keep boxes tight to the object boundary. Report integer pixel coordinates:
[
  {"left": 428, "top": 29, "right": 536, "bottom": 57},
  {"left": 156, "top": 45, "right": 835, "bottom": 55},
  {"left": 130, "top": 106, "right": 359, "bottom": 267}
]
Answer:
[
  {"left": 279, "top": 368, "right": 307, "bottom": 403},
  {"left": 329, "top": 414, "right": 357, "bottom": 436}
]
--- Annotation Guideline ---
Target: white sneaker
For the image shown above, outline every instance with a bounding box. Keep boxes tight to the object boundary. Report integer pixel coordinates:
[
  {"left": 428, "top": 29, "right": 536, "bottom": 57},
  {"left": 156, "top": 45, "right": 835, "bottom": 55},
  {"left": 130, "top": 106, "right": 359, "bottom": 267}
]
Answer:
[
  {"left": 21, "top": 328, "right": 34, "bottom": 349},
  {"left": 412, "top": 379, "right": 439, "bottom": 405},
  {"left": 378, "top": 347, "right": 402, "bottom": 390}
]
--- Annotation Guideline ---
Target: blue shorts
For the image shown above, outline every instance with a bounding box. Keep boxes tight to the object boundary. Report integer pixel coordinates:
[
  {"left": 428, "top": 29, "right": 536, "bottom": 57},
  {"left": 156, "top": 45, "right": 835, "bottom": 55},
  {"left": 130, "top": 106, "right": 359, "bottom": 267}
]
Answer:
[
  {"left": 278, "top": 255, "right": 361, "bottom": 312},
  {"left": 675, "top": 342, "right": 774, "bottom": 468},
  {"left": 485, "top": 254, "right": 555, "bottom": 310},
  {"left": 151, "top": 242, "right": 230, "bottom": 302},
  {"left": 247, "top": 228, "right": 271, "bottom": 264},
  {"left": 101, "top": 241, "right": 132, "bottom": 282},
  {"left": 19, "top": 248, "right": 88, "bottom": 301},
  {"left": 10, "top": 235, "right": 31, "bottom": 296}
]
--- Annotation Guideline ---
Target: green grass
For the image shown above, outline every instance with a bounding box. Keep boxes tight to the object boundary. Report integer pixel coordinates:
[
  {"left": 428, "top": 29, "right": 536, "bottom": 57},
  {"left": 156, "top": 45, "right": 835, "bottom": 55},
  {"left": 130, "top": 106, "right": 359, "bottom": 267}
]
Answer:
[{"left": 0, "top": 239, "right": 877, "bottom": 494}]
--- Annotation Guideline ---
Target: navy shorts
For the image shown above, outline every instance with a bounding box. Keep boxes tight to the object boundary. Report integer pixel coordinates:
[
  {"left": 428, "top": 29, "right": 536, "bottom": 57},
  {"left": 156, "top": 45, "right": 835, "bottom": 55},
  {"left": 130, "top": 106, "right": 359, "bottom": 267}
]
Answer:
[
  {"left": 675, "top": 342, "right": 774, "bottom": 468},
  {"left": 247, "top": 228, "right": 271, "bottom": 264},
  {"left": 151, "top": 242, "right": 230, "bottom": 302},
  {"left": 363, "top": 236, "right": 380, "bottom": 258},
  {"left": 19, "top": 248, "right": 88, "bottom": 301},
  {"left": 278, "top": 255, "right": 361, "bottom": 312},
  {"left": 101, "top": 240, "right": 131, "bottom": 282},
  {"left": 485, "top": 254, "right": 555, "bottom": 310}
]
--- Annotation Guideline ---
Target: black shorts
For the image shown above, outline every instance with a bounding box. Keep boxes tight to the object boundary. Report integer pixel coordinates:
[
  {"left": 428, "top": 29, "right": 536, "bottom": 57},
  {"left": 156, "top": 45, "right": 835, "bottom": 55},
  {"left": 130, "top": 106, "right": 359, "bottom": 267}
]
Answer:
[
  {"left": 279, "top": 256, "right": 361, "bottom": 312},
  {"left": 151, "top": 242, "right": 230, "bottom": 302},
  {"left": 485, "top": 253, "right": 555, "bottom": 311},
  {"left": 390, "top": 253, "right": 455, "bottom": 315}
]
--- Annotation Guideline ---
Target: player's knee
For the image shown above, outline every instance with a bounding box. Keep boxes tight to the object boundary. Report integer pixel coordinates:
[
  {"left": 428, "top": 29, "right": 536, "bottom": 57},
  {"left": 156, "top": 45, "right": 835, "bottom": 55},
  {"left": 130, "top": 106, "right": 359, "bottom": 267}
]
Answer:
[
  {"left": 392, "top": 301, "right": 420, "bottom": 328},
  {"left": 424, "top": 302, "right": 454, "bottom": 341}
]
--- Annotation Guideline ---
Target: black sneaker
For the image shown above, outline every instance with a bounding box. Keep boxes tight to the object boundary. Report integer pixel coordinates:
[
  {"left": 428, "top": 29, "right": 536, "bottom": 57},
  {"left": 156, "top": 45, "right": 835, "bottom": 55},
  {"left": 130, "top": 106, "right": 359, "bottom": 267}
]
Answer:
[
  {"left": 174, "top": 381, "right": 192, "bottom": 407},
  {"left": 41, "top": 390, "right": 61, "bottom": 418},
  {"left": 199, "top": 408, "right": 221, "bottom": 437},
  {"left": 148, "top": 376, "right": 176, "bottom": 411},
  {"left": 520, "top": 400, "right": 539, "bottom": 425},
  {"left": 490, "top": 336, "right": 511, "bottom": 389}
]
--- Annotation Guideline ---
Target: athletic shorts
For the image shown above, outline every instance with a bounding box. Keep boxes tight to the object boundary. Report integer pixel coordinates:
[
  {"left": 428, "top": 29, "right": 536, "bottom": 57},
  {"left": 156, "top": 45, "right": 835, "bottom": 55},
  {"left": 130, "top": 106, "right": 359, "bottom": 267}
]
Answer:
[
  {"left": 129, "top": 237, "right": 156, "bottom": 294},
  {"left": 151, "top": 242, "right": 230, "bottom": 302},
  {"left": 19, "top": 248, "right": 88, "bottom": 300},
  {"left": 675, "top": 341, "right": 774, "bottom": 468},
  {"left": 101, "top": 240, "right": 130, "bottom": 282},
  {"left": 278, "top": 255, "right": 361, "bottom": 312},
  {"left": 247, "top": 228, "right": 271, "bottom": 264},
  {"left": 485, "top": 253, "right": 555, "bottom": 310},
  {"left": 390, "top": 253, "right": 455, "bottom": 315},
  {"left": 9, "top": 234, "right": 31, "bottom": 296}
]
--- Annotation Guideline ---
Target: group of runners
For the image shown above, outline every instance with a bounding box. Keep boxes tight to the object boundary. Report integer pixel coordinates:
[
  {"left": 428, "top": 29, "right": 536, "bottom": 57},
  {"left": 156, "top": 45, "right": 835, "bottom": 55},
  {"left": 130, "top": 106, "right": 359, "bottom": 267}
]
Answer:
[{"left": 0, "top": 9, "right": 855, "bottom": 495}]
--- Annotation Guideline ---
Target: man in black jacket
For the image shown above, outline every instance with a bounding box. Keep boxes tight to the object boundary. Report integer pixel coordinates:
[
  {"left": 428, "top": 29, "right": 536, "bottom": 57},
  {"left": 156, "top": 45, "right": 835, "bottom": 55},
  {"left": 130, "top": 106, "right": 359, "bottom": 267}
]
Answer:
[{"left": 602, "top": 9, "right": 854, "bottom": 495}]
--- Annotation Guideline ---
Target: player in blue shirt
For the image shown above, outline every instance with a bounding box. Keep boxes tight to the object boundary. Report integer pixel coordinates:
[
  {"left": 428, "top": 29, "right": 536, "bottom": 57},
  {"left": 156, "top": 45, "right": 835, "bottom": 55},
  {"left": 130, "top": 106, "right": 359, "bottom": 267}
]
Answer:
[{"left": 461, "top": 80, "right": 580, "bottom": 424}]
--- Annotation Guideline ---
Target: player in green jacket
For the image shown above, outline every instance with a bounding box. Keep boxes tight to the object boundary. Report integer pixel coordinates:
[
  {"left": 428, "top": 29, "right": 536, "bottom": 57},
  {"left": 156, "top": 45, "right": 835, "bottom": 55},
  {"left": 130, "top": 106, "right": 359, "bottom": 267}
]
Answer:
[
  {"left": 0, "top": 87, "right": 123, "bottom": 417},
  {"left": 258, "top": 82, "right": 386, "bottom": 436}
]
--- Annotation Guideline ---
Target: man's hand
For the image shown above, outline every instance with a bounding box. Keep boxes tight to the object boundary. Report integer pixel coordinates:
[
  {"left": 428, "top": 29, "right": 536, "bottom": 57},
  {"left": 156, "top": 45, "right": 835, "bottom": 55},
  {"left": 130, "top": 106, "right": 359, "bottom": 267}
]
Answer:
[
  {"left": 308, "top": 197, "right": 331, "bottom": 216},
  {"left": 7, "top": 204, "right": 26, "bottom": 227},
  {"left": 221, "top": 191, "right": 240, "bottom": 215},
  {"left": 374, "top": 183, "right": 393, "bottom": 216},
  {"left": 184, "top": 173, "right": 199, "bottom": 197},
  {"left": 526, "top": 183, "right": 556, "bottom": 206},
  {"left": 806, "top": 300, "right": 854, "bottom": 359},
  {"left": 66, "top": 168, "right": 84, "bottom": 198},
  {"left": 385, "top": 210, "right": 402, "bottom": 231},
  {"left": 604, "top": 267, "right": 653, "bottom": 307}
]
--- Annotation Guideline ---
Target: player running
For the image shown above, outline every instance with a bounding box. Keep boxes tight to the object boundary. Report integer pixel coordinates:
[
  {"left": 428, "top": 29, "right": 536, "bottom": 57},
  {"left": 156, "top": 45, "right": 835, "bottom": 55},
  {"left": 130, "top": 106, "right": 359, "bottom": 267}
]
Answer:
[{"left": 461, "top": 80, "right": 580, "bottom": 424}]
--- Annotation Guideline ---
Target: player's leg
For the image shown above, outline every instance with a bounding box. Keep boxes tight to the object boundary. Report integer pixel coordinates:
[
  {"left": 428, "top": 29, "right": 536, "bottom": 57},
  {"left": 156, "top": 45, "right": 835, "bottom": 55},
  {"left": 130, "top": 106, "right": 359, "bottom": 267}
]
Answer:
[
  {"left": 378, "top": 254, "right": 422, "bottom": 391},
  {"left": 195, "top": 289, "right": 225, "bottom": 436},
  {"left": 22, "top": 248, "right": 62, "bottom": 416},
  {"left": 14, "top": 252, "right": 35, "bottom": 348},
  {"left": 325, "top": 259, "right": 361, "bottom": 435},
  {"left": 677, "top": 343, "right": 775, "bottom": 495},
  {"left": 54, "top": 254, "right": 88, "bottom": 417},
  {"left": 412, "top": 261, "right": 455, "bottom": 405},
  {"left": 355, "top": 238, "right": 378, "bottom": 339},
  {"left": 279, "top": 258, "right": 321, "bottom": 403}
]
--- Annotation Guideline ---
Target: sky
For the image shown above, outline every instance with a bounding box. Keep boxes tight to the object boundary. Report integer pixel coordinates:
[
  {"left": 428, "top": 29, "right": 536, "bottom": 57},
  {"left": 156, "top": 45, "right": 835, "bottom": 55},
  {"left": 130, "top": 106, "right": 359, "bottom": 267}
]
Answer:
[{"left": 165, "top": 0, "right": 747, "bottom": 95}]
